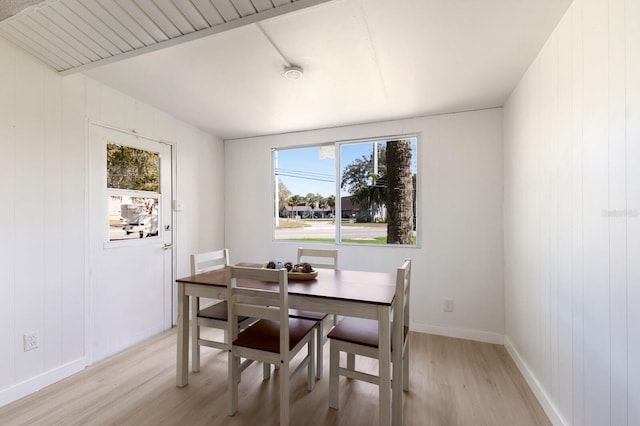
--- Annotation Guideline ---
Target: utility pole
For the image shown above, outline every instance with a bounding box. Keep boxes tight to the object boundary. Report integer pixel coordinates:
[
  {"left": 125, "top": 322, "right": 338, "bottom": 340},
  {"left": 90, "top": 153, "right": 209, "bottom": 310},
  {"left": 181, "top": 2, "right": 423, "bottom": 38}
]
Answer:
[
  {"left": 372, "top": 141, "right": 378, "bottom": 219},
  {"left": 274, "top": 150, "right": 279, "bottom": 228}
]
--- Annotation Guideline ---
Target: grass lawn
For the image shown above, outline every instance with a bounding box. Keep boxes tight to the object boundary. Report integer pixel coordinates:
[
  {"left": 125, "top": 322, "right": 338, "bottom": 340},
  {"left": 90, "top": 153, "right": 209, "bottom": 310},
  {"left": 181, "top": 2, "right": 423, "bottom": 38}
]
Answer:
[{"left": 281, "top": 236, "right": 416, "bottom": 245}]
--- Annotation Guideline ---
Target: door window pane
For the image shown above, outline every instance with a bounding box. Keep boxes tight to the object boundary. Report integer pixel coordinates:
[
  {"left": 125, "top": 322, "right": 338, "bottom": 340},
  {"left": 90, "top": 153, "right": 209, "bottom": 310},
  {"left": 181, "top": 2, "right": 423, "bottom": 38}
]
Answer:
[
  {"left": 106, "top": 142, "right": 161, "bottom": 241},
  {"left": 107, "top": 143, "right": 159, "bottom": 192},
  {"left": 109, "top": 196, "right": 159, "bottom": 241}
]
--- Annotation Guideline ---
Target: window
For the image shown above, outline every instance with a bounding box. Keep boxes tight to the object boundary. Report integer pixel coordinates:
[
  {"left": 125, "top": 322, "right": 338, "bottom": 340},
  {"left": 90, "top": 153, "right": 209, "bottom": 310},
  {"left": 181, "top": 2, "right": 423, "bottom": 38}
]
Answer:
[
  {"left": 273, "top": 136, "right": 418, "bottom": 246},
  {"left": 107, "top": 143, "right": 160, "bottom": 241}
]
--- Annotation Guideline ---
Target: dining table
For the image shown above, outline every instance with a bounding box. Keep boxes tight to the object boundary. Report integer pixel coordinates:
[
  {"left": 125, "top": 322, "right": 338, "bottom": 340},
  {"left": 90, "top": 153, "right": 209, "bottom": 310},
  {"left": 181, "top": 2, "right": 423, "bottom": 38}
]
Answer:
[{"left": 175, "top": 263, "right": 400, "bottom": 426}]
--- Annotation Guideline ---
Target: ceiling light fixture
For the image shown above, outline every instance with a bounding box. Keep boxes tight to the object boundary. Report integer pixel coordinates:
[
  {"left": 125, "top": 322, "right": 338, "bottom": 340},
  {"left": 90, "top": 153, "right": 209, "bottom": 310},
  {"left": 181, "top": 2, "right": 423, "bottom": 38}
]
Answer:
[
  {"left": 283, "top": 65, "right": 304, "bottom": 80},
  {"left": 255, "top": 23, "right": 303, "bottom": 81}
]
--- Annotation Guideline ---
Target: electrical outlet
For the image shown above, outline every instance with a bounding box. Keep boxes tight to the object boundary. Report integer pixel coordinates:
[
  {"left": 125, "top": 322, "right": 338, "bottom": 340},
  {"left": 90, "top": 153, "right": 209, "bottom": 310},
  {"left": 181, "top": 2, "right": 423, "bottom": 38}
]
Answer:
[
  {"left": 443, "top": 298, "right": 454, "bottom": 312},
  {"left": 24, "top": 332, "right": 38, "bottom": 351}
]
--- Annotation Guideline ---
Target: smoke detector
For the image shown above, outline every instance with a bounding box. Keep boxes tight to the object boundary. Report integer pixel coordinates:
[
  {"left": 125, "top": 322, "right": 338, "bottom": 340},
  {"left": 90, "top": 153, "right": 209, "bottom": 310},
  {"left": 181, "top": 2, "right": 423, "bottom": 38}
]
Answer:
[{"left": 283, "top": 65, "right": 304, "bottom": 80}]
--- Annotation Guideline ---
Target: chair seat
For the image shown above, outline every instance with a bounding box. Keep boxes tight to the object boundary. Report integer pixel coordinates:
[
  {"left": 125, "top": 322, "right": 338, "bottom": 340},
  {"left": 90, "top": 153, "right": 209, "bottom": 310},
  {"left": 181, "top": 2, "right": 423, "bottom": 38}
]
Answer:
[
  {"left": 289, "top": 309, "right": 328, "bottom": 321},
  {"left": 198, "top": 301, "right": 249, "bottom": 323},
  {"left": 327, "top": 317, "right": 409, "bottom": 350},
  {"left": 233, "top": 318, "right": 317, "bottom": 353}
]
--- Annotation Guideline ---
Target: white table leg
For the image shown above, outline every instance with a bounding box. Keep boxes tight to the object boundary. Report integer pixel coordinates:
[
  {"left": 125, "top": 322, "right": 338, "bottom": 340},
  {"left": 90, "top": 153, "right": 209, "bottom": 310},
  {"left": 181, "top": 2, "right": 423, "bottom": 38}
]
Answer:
[
  {"left": 378, "top": 305, "right": 391, "bottom": 426},
  {"left": 191, "top": 296, "right": 200, "bottom": 372},
  {"left": 176, "top": 282, "right": 189, "bottom": 387}
]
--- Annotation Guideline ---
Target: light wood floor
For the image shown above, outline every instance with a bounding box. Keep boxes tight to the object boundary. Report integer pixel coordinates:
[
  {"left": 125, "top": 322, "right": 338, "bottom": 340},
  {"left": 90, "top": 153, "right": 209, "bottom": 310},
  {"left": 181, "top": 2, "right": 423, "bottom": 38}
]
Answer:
[{"left": 0, "top": 329, "right": 549, "bottom": 426}]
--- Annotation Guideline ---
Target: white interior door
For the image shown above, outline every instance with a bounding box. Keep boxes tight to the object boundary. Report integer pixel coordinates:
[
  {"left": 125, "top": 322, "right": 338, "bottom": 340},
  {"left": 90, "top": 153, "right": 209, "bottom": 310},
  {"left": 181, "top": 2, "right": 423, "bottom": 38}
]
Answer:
[{"left": 89, "top": 124, "right": 173, "bottom": 363}]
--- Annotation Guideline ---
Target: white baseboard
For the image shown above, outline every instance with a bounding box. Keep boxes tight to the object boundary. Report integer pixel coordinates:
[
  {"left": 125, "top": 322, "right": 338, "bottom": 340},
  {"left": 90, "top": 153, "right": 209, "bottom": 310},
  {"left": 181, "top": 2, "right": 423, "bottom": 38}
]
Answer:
[
  {"left": 0, "top": 357, "right": 87, "bottom": 408},
  {"left": 503, "top": 337, "right": 567, "bottom": 426},
  {"left": 411, "top": 322, "right": 505, "bottom": 345}
]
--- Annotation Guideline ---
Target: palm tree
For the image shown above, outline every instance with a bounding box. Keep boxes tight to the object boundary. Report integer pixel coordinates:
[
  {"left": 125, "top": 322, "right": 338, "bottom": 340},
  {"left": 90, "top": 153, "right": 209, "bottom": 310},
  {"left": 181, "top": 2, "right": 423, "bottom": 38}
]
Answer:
[
  {"left": 306, "top": 193, "right": 317, "bottom": 218},
  {"left": 287, "top": 194, "right": 303, "bottom": 218},
  {"left": 327, "top": 195, "right": 336, "bottom": 217},
  {"left": 317, "top": 195, "right": 327, "bottom": 218},
  {"left": 385, "top": 139, "right": 414, "bottom": 244}
]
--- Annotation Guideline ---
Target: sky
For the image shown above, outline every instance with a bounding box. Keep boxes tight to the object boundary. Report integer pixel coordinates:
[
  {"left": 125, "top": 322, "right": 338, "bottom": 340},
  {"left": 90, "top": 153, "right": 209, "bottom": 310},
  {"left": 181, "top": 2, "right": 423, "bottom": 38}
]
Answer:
[
  {"left": 276, "top": 145, "right": 336, "bottom": 197},
  {"left": 275, "top": 138, "right": 417, "bottom": 198}
]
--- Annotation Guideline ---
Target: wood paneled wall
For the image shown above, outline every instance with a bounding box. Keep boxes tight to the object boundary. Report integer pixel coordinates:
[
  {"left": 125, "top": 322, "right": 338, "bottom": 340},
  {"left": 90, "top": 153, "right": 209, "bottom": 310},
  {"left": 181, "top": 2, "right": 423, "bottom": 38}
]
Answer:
[
  {"left": 0, "top": 38, "right": 87, "bottom": 405},
  {"left": 0, "top": 36, "right": 225, "bottom": 407},
  {"left": 503, "top": 0, "right": 639, "bottom": 424},
  {"left": 225, "top": 109, "right": 505, "bottom": 344}
]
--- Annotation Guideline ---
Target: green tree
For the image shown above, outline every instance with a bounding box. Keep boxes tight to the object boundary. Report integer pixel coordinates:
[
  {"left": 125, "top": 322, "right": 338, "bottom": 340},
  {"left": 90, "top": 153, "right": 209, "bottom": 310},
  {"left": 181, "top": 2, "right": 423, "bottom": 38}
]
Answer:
[
  {"left": 107, "top": 144, "right": 159, "bottom": 191},
  {"left": 317, "top": 195, "right": 327, "bottom": 218},
  {"left": 327, "top": 195, "right": 336, "bottom": 217},
  {"left": 340, "top": 147, "right": 386, "bottom": 195},
  {"left": 305, "top": 193, "right": 318, "bottom": 218},
  {"left": 385, "top": 140, "right": 414, "bottom": 244},
  {"left": 278, "top": 182, "right": 291, "bottom": 216},
  {"left": 341, "top": 145, "right": 387, "bottom": 219},
  {"left": 287, "top": 194, "right": 303, "bottom": 218}
]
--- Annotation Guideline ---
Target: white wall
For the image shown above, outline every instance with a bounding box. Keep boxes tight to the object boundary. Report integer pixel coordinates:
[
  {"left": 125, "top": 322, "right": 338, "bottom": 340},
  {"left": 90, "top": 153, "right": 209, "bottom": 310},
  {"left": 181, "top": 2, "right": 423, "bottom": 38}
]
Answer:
[
  {"left": 503, "top": 0, "right": 639, "bottom": 424},
  {"left": 0, "top": 37, "right": 225, "bottom": 407},
  {"left": 225, "top": 109, "right": 504, "bottom": 343}
]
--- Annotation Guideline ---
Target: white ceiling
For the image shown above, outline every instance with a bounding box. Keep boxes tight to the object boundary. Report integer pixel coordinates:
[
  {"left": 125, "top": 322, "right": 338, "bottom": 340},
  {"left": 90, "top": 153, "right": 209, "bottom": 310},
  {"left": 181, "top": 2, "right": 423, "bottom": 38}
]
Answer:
[
  {"left": 0, "top": 0, "right": 332, "bottom": 73},
  {"left": 2, "top": 0, "right": 573, "bottom": 140}
]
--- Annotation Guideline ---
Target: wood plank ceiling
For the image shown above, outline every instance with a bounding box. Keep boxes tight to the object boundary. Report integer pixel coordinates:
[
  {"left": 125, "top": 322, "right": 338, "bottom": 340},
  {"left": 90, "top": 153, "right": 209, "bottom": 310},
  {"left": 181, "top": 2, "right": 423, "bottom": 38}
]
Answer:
[{"left": 0, "top": 0, "right": 331, "bottom": 75}]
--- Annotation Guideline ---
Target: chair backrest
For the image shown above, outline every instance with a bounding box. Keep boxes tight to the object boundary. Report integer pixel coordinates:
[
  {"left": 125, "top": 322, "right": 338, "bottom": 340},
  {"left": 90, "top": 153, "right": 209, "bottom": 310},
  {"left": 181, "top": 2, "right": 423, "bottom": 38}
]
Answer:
[
  {"left": 190, "top": 249, "right": 229, "bottom": 274},
  {"left": 394, "top": 259, "right": 411, "bottom": 343},
  {"left": 227, "top": 266, "right": 289, "bottom": 355},
  {"left": 297, "top": 247, "right": 338, "bottom": 270}
]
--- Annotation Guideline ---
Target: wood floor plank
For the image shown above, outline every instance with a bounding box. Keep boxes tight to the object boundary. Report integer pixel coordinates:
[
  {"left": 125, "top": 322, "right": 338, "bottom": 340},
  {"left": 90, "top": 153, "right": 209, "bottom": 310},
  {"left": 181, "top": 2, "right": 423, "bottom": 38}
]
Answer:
[{"left": 0, "top": 330, "right": 549, "bottom": 426}]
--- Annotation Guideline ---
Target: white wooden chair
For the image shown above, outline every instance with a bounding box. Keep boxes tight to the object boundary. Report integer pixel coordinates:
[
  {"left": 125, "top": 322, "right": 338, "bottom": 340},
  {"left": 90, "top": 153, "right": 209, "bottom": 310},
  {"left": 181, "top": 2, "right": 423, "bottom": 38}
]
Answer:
[
  {"left": 190, "top": 249, "right": 254, "bottom": 372},
  {"left": 227, "top": 266, "right": 316, "bottom": 425},
  {"left": 287, "top": 247, "right": 338, "bottom": 379},
  {"left": 327, "top": 259, "right": 411, "bottom": 425},
  {"left": 297, "top": 247, "right": 338, "bottom": 270}
]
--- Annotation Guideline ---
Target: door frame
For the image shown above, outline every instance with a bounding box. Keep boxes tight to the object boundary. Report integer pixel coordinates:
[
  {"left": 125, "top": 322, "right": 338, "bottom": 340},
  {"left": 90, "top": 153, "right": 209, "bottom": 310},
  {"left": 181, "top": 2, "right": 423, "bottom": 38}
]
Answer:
[{"left": 85, "top": 119, "right": 177, "bottom": 364}]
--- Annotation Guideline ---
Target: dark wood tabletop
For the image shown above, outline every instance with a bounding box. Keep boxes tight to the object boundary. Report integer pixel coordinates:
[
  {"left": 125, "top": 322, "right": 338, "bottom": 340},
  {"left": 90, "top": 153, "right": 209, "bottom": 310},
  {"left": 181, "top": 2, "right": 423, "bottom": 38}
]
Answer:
[{"left": 176, "top": 263, "right": 396, "bottom": 306}]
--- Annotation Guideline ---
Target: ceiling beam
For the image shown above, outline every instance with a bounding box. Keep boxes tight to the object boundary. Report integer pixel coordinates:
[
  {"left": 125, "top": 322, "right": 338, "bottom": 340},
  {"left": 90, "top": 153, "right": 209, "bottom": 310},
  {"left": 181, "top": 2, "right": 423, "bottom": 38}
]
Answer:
[{"left": 60, "top": 0, "right": 334, "bottom": 76}]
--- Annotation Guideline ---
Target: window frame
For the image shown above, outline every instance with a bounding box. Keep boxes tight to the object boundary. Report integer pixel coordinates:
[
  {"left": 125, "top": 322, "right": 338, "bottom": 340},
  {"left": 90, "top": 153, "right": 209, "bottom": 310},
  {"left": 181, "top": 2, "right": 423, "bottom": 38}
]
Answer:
[{"left": 272, "top": 133, "right": 420, "bottom": 248}]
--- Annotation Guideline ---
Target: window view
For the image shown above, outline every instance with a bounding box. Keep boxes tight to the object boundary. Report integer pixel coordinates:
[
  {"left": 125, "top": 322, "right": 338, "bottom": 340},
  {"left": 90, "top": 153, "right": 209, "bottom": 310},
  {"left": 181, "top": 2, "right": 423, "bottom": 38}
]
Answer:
[
  {"left": 107, "top": 143, "right": 161, "bottom": 241},
  {"left": 274, "top": 136, "right": 418, "bottom": 245},
  {"left": 274, "top": 145, "right": 337, "bottom": 241}
]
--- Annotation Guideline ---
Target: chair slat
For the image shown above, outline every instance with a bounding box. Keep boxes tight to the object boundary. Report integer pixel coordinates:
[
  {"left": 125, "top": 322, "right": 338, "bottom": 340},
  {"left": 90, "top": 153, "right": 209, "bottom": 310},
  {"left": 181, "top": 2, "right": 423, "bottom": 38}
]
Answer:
[
  {"left": 297, "top": 247, "right": 338, "bottom": 269},
  {"left": 236, "top": 303, "right": 280, "bottom": 321}
]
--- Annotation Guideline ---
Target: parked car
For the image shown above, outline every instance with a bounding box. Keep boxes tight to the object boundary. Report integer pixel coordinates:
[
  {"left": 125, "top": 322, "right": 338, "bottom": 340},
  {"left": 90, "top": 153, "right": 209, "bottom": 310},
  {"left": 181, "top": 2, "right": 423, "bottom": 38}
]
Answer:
[{"left": 120, "top": 204, "right": 158, "bottom": 238}]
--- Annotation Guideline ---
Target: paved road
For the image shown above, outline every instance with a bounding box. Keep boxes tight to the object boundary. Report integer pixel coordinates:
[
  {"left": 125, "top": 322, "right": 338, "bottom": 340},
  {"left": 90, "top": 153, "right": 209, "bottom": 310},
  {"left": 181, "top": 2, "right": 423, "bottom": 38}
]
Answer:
[{"left": 275, "top": 221, "right": 387, "bottom": 240}]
